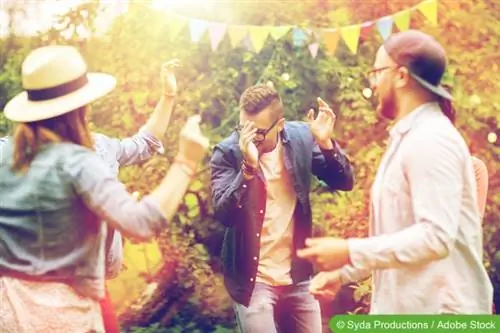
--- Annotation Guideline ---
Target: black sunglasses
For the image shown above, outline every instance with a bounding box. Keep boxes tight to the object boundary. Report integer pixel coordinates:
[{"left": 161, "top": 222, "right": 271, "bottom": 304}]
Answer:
[{"left": 235, "top": 117, "right": 281, "bottom": 143}]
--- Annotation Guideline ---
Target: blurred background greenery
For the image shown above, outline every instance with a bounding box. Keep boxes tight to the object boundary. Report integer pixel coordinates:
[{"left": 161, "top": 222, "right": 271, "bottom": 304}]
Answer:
[{"left": 0, "top": 0, "right": 498, "bottom": 332}]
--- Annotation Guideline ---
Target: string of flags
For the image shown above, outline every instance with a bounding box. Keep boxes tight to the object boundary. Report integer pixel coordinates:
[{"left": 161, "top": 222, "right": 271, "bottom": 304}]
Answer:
[{"left": 156, "top": 0, "right": 439, "bottom": 58}]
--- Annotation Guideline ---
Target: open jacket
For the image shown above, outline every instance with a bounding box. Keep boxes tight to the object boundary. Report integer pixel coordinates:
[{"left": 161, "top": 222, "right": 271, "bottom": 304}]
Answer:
[{"left": 210, "top": 121, "right": 354, "bottom": 306}]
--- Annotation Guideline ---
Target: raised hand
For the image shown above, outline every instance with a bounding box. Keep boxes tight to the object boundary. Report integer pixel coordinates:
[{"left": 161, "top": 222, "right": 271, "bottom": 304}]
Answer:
[
  {"left": 161, "top": 59, "right": 180, "bottom": 96},
  {"left": 238, "top": 121, "right": 259, "bottom": 168},
  {"left": 307, "top": 97, "right": 336, "bottom": 149},
  {"left": 178, "top": 115, "right": 210, "bottom": 168}
]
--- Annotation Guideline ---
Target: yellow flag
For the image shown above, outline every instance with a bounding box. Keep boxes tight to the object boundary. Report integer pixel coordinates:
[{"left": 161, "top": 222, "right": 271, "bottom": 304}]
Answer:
[
  {"left": 249, "top": 26, "right": 271, "bottom": 53},
  {"left": 270, "top": 26, "right": 291, "bottom": 40},
  {"left": 227, "top": 25, "right": 248, "bottom": 48},
  {"left": 393, "top": 9, "right": 411, "bottom": 32},
  {"left": 168, "top": 15, "right": 187, "bottom": 41},
  {"left": 418, "top": 0, "right": 438, "bottom": 26},
  {"left": 322, "top": 29, "right": 340, "bottom": 55},
  {"left": 341, "top": 24, "right": 361, "bottom": 54}
]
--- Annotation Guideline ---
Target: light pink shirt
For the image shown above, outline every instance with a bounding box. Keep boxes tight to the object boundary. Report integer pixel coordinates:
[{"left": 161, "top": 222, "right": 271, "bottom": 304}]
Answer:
[{"left": 339, "top": 103, "right": 493, "bottom": 314}]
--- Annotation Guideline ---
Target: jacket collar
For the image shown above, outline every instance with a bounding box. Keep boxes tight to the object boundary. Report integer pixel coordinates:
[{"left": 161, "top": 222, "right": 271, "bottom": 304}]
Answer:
[{"left": 389, "top": 102, "right": 440, "bottom": 138}]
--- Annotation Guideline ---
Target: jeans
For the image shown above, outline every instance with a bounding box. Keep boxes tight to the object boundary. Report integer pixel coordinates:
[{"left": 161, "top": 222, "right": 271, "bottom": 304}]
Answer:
[{"left": 234, "top": 280, "right": 322, "bottom": 333}]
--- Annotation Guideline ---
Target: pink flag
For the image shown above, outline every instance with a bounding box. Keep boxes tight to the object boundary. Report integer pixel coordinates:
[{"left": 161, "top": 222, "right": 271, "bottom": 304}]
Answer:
[
  {"left": 209, "top": 22, "right": 227, "bottom": 51},
  {"left": 308, "top": 43, "right": 319, "bottom": 58}
]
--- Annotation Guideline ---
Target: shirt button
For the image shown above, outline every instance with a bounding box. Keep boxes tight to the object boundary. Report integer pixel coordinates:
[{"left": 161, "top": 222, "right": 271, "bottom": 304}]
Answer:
[
  {"left": 259, "top": 209, "right": 264, "bottom": 214},
  {"left": 253, "top": 256, "right": 258, "bottom": 261},
  {"left": 243, "top": 184, "right": 247, "bottom": 189},
  {"left": 256, "top": 233, "right": 260, "bottom": 237},
  {"left": 250, "top": 278, "right": 254, "bottom": 282},
  {"left": 238, "top": 205, "right": 243, "bottom": 209}
]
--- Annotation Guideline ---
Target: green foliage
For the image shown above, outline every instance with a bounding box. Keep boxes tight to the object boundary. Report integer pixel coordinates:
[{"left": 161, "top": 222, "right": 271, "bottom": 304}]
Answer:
[{"left": 1, "top": 0, "right": 499, "bottom": 331}]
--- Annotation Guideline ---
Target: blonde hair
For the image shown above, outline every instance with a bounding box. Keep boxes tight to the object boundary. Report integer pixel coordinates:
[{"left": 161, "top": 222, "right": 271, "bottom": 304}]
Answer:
[{"left": 11, "top": 106, "right": 94, "bottom": 172}]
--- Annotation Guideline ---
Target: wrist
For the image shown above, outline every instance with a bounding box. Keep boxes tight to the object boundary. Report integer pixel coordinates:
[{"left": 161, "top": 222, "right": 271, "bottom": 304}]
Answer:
[
  {"left": 317, "top": 138, "right": 334, "bottom": 150},
  {"left": 174, "top": 154, "right": 197, "bottom": 177},
  {"left": 242, "top": 160, "right": 258, "bottom": 178}
]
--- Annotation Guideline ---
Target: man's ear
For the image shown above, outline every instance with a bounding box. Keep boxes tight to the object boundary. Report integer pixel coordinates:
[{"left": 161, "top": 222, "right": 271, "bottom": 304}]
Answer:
[
  {"left": 394, "top": 67, "right": 410, "bottom": 89},
  {"left": 277, "top": 117, "right": 286, "bottom": 131}
]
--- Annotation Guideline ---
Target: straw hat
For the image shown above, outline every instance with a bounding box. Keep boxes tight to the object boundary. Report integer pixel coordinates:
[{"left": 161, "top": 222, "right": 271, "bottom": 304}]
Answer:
[{"left": 4, "top": 45, "right": 116, "bottom": 122}]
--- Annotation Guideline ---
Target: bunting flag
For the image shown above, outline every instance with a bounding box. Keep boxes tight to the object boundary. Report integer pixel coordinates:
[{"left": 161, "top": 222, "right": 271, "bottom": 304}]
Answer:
[
  {"left": 418, "top": 0, "right": 438, "bottom": 25},
  {"left": 157, "top": 0, "right": 441, "bottom": 56},
  {"left": 190, "top": 18, "right": 208, "bottom": 43},
  {"left": 209, "top": 23, "right": 227, "bottom": 51},
  {"left": 322, "top": 29, "right": 340, "bottom": 55},
  {"left": 227, "top": 25, "right": 248, "bottom": 48},
  {"left": 341, "top": 24, "right": 361, "bottom": 54},
  {"left": 249, "top": 26, "right": 271, "bottom": 53},
  {"left": 360, "top": 21, "right": 375, "bottom": 41},
  {"left": 393, "top": 9, "right": 411, "bottom": 32},
  {"left": 270, "top": 26, "right": 292, "bottom": 40},
  {"left": 308, "top": 43, "right": 319, "bottom": 58},
  {"left": 292, "top": 28, "right": 308, "bottom": 47},
  {"left": 376, "top": 16, "right": 393, "bottom": 40}
]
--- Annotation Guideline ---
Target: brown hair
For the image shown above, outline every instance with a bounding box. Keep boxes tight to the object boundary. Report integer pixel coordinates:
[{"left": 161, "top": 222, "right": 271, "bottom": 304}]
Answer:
[
  {"left": 239, "top": 84, "right": 282, "bottom": 116},
  {"left": 437, "top": 85, "right": 456, "bottom": 124},
  {"left": 11, "top": 106, "right": 94, "bottom": 172}
]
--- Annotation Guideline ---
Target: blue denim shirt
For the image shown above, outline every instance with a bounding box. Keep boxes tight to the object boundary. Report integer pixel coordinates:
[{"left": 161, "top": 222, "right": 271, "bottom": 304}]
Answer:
[
  {"left": 0, "top": 137, "right": 167, "bottom": 300},
  {"left": 210, "top": 121, "right": 354, "bottom": 306}
]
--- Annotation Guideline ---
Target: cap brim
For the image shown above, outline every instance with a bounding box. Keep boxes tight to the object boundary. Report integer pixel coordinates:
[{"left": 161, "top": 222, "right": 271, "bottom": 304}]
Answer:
[
  {"left": 410, "top": 73, "right": 453, "bottom": 101},
  {"left": 3, "top": 73, "right": 117, "bottom": 122}
]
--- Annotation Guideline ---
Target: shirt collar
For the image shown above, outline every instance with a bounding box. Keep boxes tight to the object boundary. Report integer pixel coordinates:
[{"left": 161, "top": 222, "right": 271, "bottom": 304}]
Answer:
[{"left": 389, "top": 102, "right": 440, "bottom": 138}]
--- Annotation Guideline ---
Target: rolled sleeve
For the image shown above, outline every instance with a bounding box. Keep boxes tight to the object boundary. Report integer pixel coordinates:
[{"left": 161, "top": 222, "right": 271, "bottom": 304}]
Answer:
[
  {"left": 63, "top": 146, "right": 168, "bottom": 242},
  {"left": 210, "top": 147, "right": 257, "bottom": 227},
  {"left": 347, "top": 132, "right": 464, "bottom": 272},
  {"left": 93, "top": 130, "right": 164, "bottom": 167}
]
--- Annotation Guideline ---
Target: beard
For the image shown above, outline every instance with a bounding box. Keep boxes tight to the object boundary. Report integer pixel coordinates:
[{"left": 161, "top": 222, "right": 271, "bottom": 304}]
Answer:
[{"left": 377, "top": 86, "right": 398, "bottom": 120}]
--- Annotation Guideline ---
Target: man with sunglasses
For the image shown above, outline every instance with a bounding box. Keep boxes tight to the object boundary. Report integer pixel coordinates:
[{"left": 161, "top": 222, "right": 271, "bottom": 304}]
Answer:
[
  {"left": 298, "top": 30, "right": 493, "bottom": 314},
  {"left": 210, "top": 84, "right": 354, "bottom": 332}
]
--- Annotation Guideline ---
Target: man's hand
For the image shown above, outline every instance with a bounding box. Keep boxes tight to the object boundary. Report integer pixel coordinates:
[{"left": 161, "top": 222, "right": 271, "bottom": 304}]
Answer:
[
  {"left": 297, "top": 237, "right": 350, "bottom": 271},
  {"left": 309, "top": 270, "right": 343, "bottom": 301},
  {"left": 161, "top": 59, "right": 180, "bottom": 96},
  {"left": 238, "top": 121, "right": 259, "bottom": 168},
  {"left": 307, "top": 97, "right": 336, "bottom": 149}
]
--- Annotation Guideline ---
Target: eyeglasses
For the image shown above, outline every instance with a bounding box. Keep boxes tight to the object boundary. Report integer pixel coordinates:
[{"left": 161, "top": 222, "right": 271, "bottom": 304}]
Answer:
[
  {"left": 366, "top": 66, "right": 399, "bottom": 85},
  {"left": 235, "top": 117, "right": 281, "bottom": 143}
]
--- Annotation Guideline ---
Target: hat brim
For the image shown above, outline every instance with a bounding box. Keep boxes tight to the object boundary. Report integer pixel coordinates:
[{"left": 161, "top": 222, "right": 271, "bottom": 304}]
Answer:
[
  {"left": 3, "top": 73, "right": 117, "bottom": 122},
  {"left": 410, "top": 73, "right": 453, "bottom": 101}
]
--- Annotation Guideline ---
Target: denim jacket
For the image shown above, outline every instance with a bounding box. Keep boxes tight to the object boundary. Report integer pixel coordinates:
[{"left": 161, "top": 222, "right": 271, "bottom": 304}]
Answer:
[
  {"left": 0, "top": 138, "right": 167, "bottom": 300},
  {"left": 2, "top": 131, "right": 165, "bottom": 280},
  {"left": 210, "top": 121, "right": 354, "bottom": 306}
]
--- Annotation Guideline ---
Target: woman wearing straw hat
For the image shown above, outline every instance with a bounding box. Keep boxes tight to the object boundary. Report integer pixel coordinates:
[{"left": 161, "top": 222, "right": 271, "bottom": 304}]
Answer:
[{"left": 0, "top": 45, "right": 209, "bottom": 333}]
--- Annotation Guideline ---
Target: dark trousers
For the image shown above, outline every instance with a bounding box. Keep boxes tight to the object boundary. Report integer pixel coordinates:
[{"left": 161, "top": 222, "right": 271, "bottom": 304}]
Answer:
[{"left": 100, "top": 288, "right": 120, "bottom": 333}]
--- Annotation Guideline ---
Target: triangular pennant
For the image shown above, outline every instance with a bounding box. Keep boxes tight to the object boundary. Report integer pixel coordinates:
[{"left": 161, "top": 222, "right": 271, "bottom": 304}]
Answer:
[
  {"left": 189, "top": 18, "right": 209, "bottom": 43},
  {"left": 322, "top": 29, "right": 340, "bottom": 55},
  {"left": 227, "top": 25, "right": 248, "bottom": 48},
  {"left": 270, "top": 26, "right": 291, "bottom": 40},
  {"left": 360, "top": 21, "right": 374, "bottom": 41},
  {"left": 376, "top": 16, "right": 393, "bottom": 40},
  {"left": 311, "top": 28, "right": 323, "bottom": 41},
  {"left": 308, "top": 43, "right": 319, "bottom": 58},
  {"left": 341, "top": 24, "right": 361, "bottom": 54},
  {"left": 292, "top": 27, "right": 308, "bottom": 47},
  {"left": 392, "top": 9, "right": 411, "bottom": 32},
  {"left": 168, "top": 15, "right": 187, "bottom": 41},
  {"left": 418, "top": 0, "right": 438, "bottom": 26},
  {"left": 249, "top": 26, "right": 270, "bottom": 53},
  {"left": 208, "top": 22, "right": 227, "bottom": 51}
]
